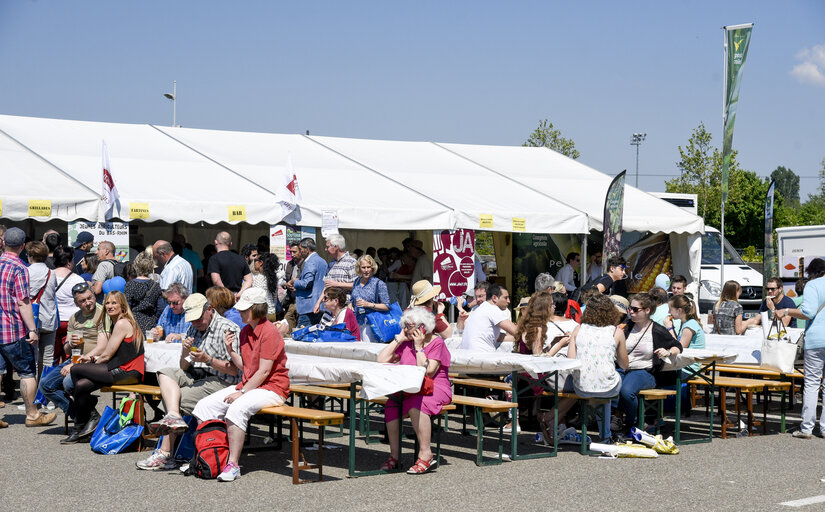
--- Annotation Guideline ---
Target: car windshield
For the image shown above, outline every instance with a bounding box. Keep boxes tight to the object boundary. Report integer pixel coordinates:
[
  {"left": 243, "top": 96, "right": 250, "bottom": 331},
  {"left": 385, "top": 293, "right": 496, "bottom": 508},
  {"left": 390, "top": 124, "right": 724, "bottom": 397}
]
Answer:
[{"left": 701, "top": 232, "right": 746, "bottom": 265}]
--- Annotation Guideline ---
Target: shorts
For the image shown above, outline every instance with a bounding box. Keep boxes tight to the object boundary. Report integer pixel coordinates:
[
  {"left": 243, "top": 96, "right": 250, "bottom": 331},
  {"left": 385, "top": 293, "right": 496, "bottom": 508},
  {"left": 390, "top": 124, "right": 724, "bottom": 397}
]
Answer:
[
  {"left": 157, "top": 367, "right": 231, "bottom": 416},
  {"left": 0, "top": 337, "right": 38, "bottom": 379}
]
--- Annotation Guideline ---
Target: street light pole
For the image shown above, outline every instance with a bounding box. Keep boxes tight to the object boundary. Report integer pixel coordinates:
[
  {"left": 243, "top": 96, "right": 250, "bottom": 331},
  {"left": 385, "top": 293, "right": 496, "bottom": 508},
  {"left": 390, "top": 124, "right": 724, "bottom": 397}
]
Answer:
[
  {"left": 163, "top": 80, "right": 177, "bottom": 127},
  {"left": 630, "top": 132, "right": 646, "bottom": 188}
]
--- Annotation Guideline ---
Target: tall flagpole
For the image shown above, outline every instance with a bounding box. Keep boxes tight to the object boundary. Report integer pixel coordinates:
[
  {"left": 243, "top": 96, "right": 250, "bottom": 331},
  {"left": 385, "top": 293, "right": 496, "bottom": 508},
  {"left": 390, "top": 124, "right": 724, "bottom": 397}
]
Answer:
[{"left": 720, "top": 29, "right": 726, "bottom": 288}]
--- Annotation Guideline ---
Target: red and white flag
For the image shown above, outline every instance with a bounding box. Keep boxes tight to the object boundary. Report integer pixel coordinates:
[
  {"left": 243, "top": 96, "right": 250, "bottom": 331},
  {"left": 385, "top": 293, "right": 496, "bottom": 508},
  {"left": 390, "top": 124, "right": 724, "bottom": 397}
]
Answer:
[
  {"left": 102, "top": 140, "right": 121, "bottom": 220},
  {"left": 279, "top": 154, "right": 302, "bottom": 218}
]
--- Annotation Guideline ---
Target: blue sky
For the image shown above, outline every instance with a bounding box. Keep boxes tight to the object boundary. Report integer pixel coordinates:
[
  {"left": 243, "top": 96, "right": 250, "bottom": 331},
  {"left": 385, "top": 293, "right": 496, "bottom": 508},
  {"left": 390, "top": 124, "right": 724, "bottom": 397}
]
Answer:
[{"left": 1, "top": 1, "right": 823, "bottom": 192}]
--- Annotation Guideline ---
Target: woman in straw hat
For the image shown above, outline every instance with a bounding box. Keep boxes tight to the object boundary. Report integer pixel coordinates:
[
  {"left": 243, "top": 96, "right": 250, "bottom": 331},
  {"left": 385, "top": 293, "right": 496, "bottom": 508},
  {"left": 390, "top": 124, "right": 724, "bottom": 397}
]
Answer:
[{"left": 409, "top": 280, "right": 452, "bottom": 339}]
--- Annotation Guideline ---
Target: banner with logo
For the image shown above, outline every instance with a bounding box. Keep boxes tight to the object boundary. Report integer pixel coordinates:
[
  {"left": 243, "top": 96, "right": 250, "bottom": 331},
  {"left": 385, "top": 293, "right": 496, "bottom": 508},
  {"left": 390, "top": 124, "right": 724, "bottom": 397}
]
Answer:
[
  {"left": 269, "top": 224, "right": 316, "bottom": 274},
  {"left": 69, "top": 221, "right": 130, "bottom": 262},
  {"left": 432, "top": 229, "right": 475, "bottom": 300},
  {"left": 763, "top": 180, "right": 776, "bottom": 290},
  {"left": 602, "top": 170, "right": 626, "bottom": 262},
  {"left": 721, "top": 23, "right": 753, "bottom": 203},
  {"left": 622, "top": 232, "right": 672, "bottom": 294}
]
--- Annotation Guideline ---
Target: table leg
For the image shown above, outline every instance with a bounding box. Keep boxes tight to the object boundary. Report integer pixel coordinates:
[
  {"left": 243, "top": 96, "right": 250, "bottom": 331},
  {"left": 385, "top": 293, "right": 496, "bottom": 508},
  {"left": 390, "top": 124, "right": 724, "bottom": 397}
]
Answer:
[{"left": 720, "top": 387, "right": 728, "bottom": 439}]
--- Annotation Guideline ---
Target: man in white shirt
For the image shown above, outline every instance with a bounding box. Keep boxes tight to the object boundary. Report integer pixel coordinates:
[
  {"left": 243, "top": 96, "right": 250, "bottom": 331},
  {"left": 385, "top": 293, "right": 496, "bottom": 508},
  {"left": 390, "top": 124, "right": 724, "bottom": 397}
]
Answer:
[
  {"left": 153, "top": 240, "right": 194, "bottom": 294},
  {"left": 460, "top": 283, "right": 518, "bottom": 352},
  {"left": 555, "top": 252, "right": 580, "bottom": 294}
]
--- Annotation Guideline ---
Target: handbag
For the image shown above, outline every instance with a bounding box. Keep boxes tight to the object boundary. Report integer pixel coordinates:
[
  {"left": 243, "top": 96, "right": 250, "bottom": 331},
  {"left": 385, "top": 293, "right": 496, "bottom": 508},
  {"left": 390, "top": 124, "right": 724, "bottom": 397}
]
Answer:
[
  {"left": 760, "top": 318, "right": 798, "bottom": 374},
  {"left": 90, "top": 398, "right": 144, "bottom": 454},
  {"left": 366, "top": 302, "right": 403, "bottom": 342},
  {"left": 292, "top": 323, "right": 357, "bottom": 342},
  {"left": 415, "top": 375, "right": 434, "bottom": 396}
]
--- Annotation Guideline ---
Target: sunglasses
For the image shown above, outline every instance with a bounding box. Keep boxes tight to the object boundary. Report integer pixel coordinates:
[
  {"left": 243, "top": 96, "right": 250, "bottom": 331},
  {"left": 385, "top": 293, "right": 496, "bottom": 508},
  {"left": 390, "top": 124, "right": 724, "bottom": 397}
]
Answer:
[
  {"left": 766, "top": 287, "right": 779, "bottom": 291},
  {"left": 71, "top": 282, "right": 90, "bottom": 295},
  {"left": 167, "top": 299, "right": 182, "bottom": 306},
  {"left": 628, "top": 306, "right": 644, "bottom": 313}
]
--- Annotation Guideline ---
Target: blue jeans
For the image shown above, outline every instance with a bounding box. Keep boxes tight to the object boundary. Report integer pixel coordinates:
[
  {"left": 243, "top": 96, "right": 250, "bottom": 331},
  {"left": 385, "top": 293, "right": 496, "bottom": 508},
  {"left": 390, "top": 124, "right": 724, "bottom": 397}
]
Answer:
[
  {"left": 0, "top": 337, "right": 38, "bottom": 379},
  {"left": 38, "top": 360, "right": 75, "bottom": 416},
  {"left": 801, "top": 348, "right": 825, "bottom": 434},
  {"left": 617, "top": 368, "right": 656, "bottom": 433},
  {"left": 297, "top": 312, "right": 322, "bottom": 329}
]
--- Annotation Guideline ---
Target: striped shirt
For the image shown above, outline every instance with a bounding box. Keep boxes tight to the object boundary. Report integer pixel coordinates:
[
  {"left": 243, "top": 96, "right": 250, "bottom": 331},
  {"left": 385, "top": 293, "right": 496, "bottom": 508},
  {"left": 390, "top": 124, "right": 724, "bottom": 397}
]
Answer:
[
  {"left": 186, "top": 312, "right": 241, "bottom": 384},
  {"left": 0, "top": 252, "right": 30, "bottom": 344},
  {"left": 326, "top": 252, "right": 357, "bottom": 284}
]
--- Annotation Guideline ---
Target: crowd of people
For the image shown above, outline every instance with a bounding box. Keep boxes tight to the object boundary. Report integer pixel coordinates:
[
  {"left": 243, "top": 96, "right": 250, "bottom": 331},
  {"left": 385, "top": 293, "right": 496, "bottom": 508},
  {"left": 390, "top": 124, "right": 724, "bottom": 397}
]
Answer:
[{"left": 2, "top": 222, "right": 824, "bottom": 480}]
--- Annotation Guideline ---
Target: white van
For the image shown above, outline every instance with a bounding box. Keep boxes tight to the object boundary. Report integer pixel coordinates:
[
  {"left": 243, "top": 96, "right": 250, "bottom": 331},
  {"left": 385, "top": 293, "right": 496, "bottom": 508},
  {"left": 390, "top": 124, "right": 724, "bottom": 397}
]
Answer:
[{"left": 698, "top": 226, "right": 764, "bottom": 315}]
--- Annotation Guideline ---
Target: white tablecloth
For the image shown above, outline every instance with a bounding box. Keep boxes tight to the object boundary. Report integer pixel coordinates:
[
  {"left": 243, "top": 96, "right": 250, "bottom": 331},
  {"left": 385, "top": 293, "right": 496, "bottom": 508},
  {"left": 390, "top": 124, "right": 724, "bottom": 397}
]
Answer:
[
  {"left": 284, "top": 340, "right": 581, "bottom": 379},
  {"left": 144, "top": 343, "right": 422, "bottom": 400},
  {"left": 286, "top": 354, "right": 424, "bottom": 399}
]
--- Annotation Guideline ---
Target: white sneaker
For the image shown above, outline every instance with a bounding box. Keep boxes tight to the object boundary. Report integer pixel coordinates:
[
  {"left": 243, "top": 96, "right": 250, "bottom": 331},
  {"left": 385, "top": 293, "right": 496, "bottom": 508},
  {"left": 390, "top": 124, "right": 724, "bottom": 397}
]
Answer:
[
  {"left": 217, "top": 461, "right": 241, "bottom": 482},
  {"left": 502, "top": 422, "right": 522, "bottom": 434},
  {"left": 135, "top": 450, "right": 176, "bottom": 471}
]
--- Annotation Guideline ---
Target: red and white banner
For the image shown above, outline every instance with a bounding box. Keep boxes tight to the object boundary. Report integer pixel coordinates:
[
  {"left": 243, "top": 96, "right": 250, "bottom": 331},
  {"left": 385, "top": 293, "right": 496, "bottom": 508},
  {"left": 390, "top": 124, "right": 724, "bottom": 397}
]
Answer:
[
  {"left": 433, "top": 229, "right": 475, "bottom": 299},
  {"left": 279, "top": 154, "right": 302, "bottom": 219},
  {"left": 102, "top": 140, "right": 120, "bottom": 220}
]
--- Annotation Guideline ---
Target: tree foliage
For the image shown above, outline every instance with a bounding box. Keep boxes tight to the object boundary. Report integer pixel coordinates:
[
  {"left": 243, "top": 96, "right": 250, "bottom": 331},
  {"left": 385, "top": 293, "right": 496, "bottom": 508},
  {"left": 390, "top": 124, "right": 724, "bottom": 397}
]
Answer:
[
  {"left": 770, "top": 166, "right": 800, "bottom": 207},
  {"left": 523, "top": 119, "right": 580, "bottom": 159}
]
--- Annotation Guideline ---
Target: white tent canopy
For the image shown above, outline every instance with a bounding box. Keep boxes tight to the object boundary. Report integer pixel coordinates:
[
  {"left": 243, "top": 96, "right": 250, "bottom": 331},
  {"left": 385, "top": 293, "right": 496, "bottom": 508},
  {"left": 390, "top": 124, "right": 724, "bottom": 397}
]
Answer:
[
  {"left": 0, "top": 127, "right": 100, "bottom": 221},
  {"left": 152, "top": 126, "right": 456, "bottom": 231},
  {"left": 0, "top": 115, "right": 285, "bottom": 225},
  {"left": 437, "top": 142, "right": 705, "bottom": 234}
]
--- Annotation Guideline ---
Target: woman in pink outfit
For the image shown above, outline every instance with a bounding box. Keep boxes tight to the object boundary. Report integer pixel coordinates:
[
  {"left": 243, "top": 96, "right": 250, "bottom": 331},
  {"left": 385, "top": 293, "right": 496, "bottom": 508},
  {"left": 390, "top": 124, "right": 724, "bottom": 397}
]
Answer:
[{"left": 377, "top": 307, "right": 452, "bottom": 474}]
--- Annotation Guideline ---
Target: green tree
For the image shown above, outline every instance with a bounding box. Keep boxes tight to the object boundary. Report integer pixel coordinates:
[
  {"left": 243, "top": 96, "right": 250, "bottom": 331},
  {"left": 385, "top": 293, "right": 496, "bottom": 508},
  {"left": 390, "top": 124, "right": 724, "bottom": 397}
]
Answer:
[
  {"left": 665, "top": 122, "right": 769, "bottom": 248},
  {"left": 796, "top": 158, "right": 825, "bottom": 225},
  {"left": 770, "top": 165, "right": 800, "bottom": 207},
  {"left": 523, "top": 119, "right": 580, "bottom": 159}
]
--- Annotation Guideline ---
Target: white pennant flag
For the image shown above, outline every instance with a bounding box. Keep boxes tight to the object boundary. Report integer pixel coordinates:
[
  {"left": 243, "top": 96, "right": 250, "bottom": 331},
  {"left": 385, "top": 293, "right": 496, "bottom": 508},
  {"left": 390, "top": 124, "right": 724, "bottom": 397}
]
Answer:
[
  {"left": 102, "top": 140, "right": 121, "bottom": 220},
  {"left": 279, "top": 154, "right": 302, "bottom": 219}
]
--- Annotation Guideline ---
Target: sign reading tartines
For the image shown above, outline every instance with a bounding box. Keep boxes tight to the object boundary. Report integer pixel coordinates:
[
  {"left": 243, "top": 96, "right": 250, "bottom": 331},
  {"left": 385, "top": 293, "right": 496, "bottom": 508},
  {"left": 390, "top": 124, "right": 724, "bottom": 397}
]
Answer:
[{"left": 432, "top": 229, "right": 475, "bottom": 299}]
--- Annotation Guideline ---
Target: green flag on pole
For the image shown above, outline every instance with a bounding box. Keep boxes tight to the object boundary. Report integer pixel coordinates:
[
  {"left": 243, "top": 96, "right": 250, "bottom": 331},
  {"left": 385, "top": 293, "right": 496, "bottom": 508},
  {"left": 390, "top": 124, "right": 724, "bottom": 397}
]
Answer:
[{"left": 721, "top": 23, "right": 753, "bottom": 203}]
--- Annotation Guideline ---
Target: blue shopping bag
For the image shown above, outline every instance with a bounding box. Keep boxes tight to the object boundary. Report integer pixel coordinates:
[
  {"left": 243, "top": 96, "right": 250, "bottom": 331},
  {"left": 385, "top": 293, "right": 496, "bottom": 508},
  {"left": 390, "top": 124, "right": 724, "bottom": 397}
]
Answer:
[
  {"left": 292, "top": 323, "right": 357, "bottom": 342},
  {"left": 90, "top": 400, "right": 144, "bottom": 455},
  {"left": 366, "top": 303, "right": 403, "bottom": 342}
]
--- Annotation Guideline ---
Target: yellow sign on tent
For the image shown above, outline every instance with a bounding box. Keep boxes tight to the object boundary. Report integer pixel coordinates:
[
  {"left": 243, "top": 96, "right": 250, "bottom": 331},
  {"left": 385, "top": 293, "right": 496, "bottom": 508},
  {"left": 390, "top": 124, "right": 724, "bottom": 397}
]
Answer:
[
  {"left": 512, "top": 217, "right": 526, "bottom": 232},
  {"left": 28, "top": 199, "right": 51, "bottom": 217},
  {"left": 129, "top": 203, "right": 150, "bottom": 219},
  {"left": 479, "top": 214, "right": 493, "bottom": 229},
  {"left": 228, "top": 206, "right": 247, "bottom": 222}
]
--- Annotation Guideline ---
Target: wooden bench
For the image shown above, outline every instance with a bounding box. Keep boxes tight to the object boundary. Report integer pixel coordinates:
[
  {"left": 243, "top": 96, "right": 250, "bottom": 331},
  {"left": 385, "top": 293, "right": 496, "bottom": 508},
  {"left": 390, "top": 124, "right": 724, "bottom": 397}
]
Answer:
[
  {"left": 256, "top": 405, "right": 344, "bottom": 484},
  {"left": 688, "top": 376, "right": 791, "bottom": 438},
  {"left": 450, "top": 395, "right": 518, "bottom": 465},
  {"left": 638, "top": 389, "right": 677, "bottom": 435},
  {"left": 100, "top": 384, "right": 162, "bottom": 450},
  {"left": 713, "top": 364, "right": 803, "bottom": 407}
]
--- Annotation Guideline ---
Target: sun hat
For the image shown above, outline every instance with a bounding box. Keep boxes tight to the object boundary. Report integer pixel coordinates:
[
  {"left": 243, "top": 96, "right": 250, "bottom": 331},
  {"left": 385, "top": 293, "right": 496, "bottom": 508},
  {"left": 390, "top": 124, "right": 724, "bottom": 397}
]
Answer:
[
  {"left": 609, "top": 295, "right": 629, "bottom": 315},
  {"left": 514, "top": 297, "right": 531, "bottom": 311},
  {"left": 409, "top": 280, "right": 441, "bottom": 307},
  {"left": 235, "top": 287, "right": 267, "bottom": 311}
]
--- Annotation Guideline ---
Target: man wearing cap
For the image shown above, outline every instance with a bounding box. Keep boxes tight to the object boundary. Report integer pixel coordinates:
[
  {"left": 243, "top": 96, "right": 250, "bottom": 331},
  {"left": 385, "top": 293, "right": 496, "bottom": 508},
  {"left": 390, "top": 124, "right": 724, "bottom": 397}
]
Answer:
[
  {"left": 409, "top": 280, "right": 452, "bottom": 338},
  {"left": 0, "top": 227, "right": 56, "bottom": 427},
  {"left": 72, "top": 231, "right": 95, "bottom": 274},
  {"left": 460, "top": 283, "right": 518, "bottom": 352},
  {"left": 137, "top": 293, "right": 241, "bottom": 471}
]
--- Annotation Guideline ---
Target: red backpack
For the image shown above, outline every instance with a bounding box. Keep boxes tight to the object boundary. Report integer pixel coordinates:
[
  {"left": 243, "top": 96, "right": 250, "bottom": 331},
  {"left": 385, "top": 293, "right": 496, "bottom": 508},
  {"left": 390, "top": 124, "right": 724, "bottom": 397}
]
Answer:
[
  {"left": 566, "top": 300, "right": 582, "bottom": 323},
  {"left": 188, "top": 420, "right": 229, "bottom": 479}
]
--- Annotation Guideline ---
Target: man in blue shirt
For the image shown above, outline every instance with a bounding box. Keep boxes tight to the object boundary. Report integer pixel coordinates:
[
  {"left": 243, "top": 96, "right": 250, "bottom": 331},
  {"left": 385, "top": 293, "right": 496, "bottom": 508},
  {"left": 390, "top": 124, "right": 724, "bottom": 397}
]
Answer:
[
  {"left": 287, "top": 238, "right": 326, "bottom": 328},
  {"left": 156, "top": 282, "right": 192, "bottom": 341},
  {"left": 760, "top": 277, "right": 797, "bottom": 329}
]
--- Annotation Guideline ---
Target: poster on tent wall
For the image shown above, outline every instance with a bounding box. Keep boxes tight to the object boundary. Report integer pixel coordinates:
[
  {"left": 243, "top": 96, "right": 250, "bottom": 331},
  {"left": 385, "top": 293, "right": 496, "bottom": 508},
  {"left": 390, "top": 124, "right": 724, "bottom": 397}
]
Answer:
[
  {"left": 512, "top": 233, "right": 580, "bottom": 308},
  {"left": 602, "top": 170, "right": 626, "bottom": 262},
  {"left": 432, "top": 229, "right": 475, "bottom": 300},
  {"left": 763, "top": 180, "right": 777, "bottom": 293},
  {"left": 269, "top": 224, "right": 316, "bottom": 274},
  {"left": 68, "top": 221, "right": 130, "bottom": 262},
  {"left": 622, "top": 233, "right": 672, "bottom": 294}
]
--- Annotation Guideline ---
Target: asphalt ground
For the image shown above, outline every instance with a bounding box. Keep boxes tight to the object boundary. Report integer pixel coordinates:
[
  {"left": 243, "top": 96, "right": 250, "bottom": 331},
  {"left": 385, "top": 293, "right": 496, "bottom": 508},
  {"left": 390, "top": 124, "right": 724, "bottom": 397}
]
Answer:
[{"left": 2, "top": 390, "right": 824, "bottom": 512}]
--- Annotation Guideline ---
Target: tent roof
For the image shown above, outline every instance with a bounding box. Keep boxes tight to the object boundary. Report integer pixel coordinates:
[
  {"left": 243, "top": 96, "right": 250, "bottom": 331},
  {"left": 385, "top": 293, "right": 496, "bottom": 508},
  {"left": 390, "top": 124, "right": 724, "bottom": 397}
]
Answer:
[
  {"left": 0, "top": 115, "right": 284, "bottom": 225},
  {"left": 152, "top": 126, "right": 455, "bottom": 231},
  {"left": 438, "top": 142, "right": 705, "bottom": 234},
  {"left": 311, "top": 136, "right": 590, "bottom": 234}
]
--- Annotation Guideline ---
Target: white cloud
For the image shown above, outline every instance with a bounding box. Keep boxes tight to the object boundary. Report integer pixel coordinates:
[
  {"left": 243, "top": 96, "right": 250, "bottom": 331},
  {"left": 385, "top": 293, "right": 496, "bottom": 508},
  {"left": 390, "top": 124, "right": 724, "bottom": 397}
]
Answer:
[{"left": 791, "top": 44, "right": 825, "bottom": 86}]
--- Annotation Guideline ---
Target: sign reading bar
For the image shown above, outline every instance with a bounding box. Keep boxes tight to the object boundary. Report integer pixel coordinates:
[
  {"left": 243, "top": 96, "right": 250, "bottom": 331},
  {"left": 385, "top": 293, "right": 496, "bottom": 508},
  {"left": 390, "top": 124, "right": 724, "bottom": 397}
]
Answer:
[
  {"left": 129, "top": 203, "right": 150, "bottom": 219},
  {"left": 512, "top": 217, "right": 526, "bottom": 232},
  {"left": 479, "top": 214, "right": 493, "bottom": 229},
  {"left": 28, "top": 199, "right": 52, "bottom": 217},
  {"left": 228, "top": 206, "right": 247, "bottom": 222}
]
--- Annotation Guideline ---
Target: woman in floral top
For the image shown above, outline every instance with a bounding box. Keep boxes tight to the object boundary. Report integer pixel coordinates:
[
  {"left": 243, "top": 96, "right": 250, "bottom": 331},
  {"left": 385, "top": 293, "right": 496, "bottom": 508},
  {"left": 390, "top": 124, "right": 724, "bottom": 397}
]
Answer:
[{"left": 350, "top": 255, "right": 390, "bottom": 342}]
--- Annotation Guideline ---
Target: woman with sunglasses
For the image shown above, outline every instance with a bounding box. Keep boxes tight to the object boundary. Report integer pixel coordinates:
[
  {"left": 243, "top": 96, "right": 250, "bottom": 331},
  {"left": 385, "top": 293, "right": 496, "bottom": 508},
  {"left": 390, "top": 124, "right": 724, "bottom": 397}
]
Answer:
[
  {"left": 377, "top": 307, "right": 451, "bottom": 474},
  {"left": 64, "top": 291, "right": 144, "bottom": 443},
  {"left": 319, "top": 287, "right": 360, "bottom": 340},
  {"left": 617, "top": 293, "right": 682, "bottom": 437}
]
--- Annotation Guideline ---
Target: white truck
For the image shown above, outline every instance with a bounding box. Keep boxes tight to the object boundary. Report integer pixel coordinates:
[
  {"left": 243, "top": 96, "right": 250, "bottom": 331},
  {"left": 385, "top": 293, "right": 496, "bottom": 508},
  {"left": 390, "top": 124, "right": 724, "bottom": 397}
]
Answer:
[
  {"left": 775, "top": 224, "right": 825, "bottom": 296},
  {"left": 653, "top": 193, "right": 764, "bottom": 314}
]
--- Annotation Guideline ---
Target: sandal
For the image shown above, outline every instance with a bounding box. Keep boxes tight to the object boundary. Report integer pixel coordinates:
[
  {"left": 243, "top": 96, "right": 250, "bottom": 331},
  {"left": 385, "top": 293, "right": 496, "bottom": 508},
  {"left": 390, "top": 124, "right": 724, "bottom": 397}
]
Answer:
[
  {"left": 380, "top": 456, "right": 399, "bottom": 471},
  {"left": 407, "top": 457, "right": 435, "bottom": 474}
]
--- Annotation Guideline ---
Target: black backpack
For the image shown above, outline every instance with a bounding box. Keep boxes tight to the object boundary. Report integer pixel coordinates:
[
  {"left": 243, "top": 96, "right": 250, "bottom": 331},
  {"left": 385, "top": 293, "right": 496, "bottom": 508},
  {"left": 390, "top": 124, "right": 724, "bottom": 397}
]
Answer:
[
  {"left": 185, "top": 419, "right": 229, "bottom": 479},
  {"left": 103, "top": 258, "right": 128, "bottom": 278},
  {"left": 570, "top": 275, "right": 601, "bottom": 304}
]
